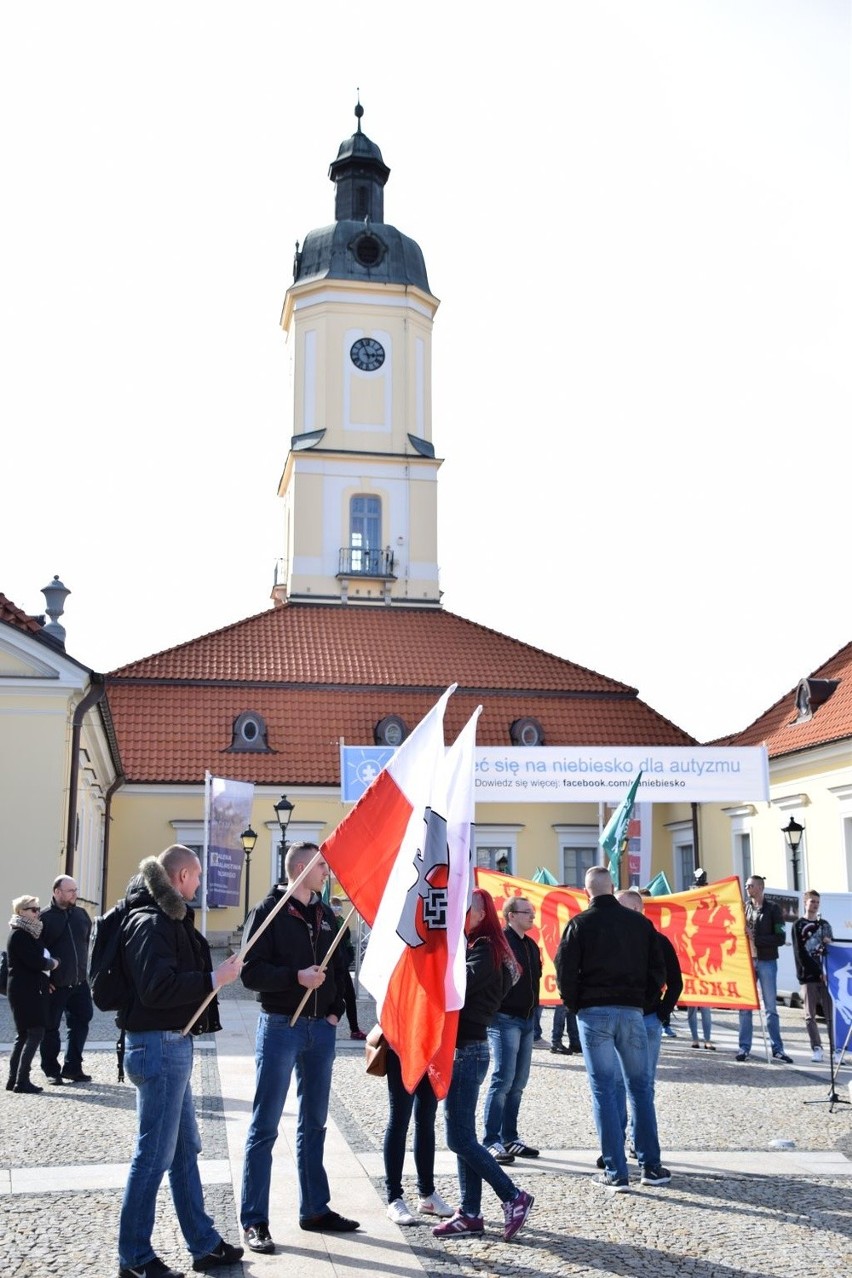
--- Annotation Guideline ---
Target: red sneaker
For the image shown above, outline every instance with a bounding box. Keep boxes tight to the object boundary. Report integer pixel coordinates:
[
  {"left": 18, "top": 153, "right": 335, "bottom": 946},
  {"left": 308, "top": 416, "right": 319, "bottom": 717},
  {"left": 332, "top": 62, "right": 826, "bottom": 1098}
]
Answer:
[{"left": 433, "top": 1211, "right": 484, "bottom": 1237}]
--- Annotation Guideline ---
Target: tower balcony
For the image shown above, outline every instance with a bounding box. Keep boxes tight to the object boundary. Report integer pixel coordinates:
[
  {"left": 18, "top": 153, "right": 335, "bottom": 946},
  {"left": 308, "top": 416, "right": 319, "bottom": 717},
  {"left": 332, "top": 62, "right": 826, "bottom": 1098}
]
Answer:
[{"left": 337, "top": 547, "right": 396, "bottom": 579}]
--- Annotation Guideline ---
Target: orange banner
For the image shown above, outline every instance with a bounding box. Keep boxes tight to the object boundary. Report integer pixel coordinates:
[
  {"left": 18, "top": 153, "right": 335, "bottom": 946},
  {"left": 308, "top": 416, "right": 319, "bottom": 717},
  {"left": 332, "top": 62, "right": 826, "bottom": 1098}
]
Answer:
[{"left": 475, "top": 870, "right": 759, "bottom": 1011}]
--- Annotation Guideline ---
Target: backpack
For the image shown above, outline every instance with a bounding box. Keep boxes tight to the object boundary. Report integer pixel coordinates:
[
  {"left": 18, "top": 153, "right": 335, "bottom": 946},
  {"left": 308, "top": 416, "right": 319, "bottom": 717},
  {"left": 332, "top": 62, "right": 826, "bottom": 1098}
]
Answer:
[
  {"left": 0, "top": 949, "right": 8, "bottom": 996},
  {"left": 89, "top": 898, "right": 132, "bottom": 1012}
]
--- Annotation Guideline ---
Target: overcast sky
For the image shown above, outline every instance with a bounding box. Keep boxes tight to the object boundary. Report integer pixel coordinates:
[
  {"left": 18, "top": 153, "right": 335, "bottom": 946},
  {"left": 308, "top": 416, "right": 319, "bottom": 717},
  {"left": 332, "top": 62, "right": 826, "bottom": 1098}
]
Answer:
[{"left": 2, "top": 1, "right": 849, "bottom": 743}]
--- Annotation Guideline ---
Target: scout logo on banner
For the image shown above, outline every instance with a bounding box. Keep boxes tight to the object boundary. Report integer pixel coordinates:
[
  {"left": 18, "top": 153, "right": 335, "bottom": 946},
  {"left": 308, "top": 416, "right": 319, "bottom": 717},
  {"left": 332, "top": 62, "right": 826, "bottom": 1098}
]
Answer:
[
  {"left": 475, "top": 870, "right": 758, "bottom": 1011},
  {"left": 825, "top": 941, "right": 852, "bottom": 1055}
]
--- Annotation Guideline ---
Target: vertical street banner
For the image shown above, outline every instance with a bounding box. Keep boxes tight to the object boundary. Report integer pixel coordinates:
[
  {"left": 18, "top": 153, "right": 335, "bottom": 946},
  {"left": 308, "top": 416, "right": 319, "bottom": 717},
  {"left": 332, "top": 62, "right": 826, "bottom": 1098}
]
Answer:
[
  {"left": 324, "top": 685, "right": 478, "bottom": 1096},
  {"left": 207, "top": 775, "right": 255, "bottom": 908},
  {"left": 825, "top": 941, "right": 852, "bottom": 1055},
  {"left": 476, "top": 869, "right": 759, "bottom": 1011}
]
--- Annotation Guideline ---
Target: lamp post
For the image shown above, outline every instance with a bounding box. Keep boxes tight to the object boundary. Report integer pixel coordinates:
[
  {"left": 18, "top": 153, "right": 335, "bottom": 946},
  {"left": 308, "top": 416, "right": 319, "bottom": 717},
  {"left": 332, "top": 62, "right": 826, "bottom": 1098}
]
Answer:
[
  {"left": 495, "top": 852, "right": 509, "bottom": 876},
  {"left": 273, "top": 794, "right": 295, "bottom": 883},
  {"left": 239, "top": 825, "right": 258, "bottom": 928},
  {"left": 782, "top": 817, "right": 805, "bottom": 892}
]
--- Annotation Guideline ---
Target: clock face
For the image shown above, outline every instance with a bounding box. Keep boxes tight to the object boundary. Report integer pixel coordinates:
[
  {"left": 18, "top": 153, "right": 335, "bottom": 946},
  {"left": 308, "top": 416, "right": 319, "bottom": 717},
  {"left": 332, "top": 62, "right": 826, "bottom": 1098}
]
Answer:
[{"left": 350, "top": 337, "right": 385, "bottom": 372}]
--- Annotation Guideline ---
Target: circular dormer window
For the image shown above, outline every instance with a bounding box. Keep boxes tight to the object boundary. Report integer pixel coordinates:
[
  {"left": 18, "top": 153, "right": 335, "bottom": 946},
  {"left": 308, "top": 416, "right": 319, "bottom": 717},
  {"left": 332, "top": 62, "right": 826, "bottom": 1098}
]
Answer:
[
  {"left": 509, "top": 717, "right": 544, "bottom": 747},
  {"left": 375, "top": 715, "right": 408, "bottom": 748},
  {"left": 353, "top": 233, "right": 385, "bottom": 268}
]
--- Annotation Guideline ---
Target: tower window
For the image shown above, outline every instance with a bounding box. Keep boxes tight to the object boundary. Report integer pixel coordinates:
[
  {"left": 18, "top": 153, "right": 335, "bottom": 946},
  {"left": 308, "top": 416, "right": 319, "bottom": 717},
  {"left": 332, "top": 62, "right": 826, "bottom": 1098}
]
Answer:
[
  {"left": 350, "top": 495, "right": 381, "bottom": 573},
  {"left": 355, "top": 185, "right": 369, "bottom": 219},
  {"left": 352, "top": 233, "right": 385, "bottom": 267}
]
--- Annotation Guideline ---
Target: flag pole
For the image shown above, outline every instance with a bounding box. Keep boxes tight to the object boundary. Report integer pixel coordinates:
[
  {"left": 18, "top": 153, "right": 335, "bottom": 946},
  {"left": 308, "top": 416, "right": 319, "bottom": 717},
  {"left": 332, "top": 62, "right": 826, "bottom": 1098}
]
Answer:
[
  {"left": 181, "top": 849, "right": 322, "bottom": 1036},
  {"left": 290, "top": 905, "right": 356, "bottom": 1027}
]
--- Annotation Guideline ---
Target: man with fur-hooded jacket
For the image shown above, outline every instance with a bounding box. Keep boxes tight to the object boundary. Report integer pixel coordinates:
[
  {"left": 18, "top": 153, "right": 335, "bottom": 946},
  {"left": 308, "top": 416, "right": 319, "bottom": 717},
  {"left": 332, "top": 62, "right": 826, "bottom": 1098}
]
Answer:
[{"left": 116, "top": 844, "right": 244, "bottom": 1278}]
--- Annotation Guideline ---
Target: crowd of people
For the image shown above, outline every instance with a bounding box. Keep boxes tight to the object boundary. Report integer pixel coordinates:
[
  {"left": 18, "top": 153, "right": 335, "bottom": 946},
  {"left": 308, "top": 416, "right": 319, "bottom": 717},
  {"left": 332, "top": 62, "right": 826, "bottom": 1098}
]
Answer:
[{"left": 3, "top": 855, "right": 839, "bottom": 1276}]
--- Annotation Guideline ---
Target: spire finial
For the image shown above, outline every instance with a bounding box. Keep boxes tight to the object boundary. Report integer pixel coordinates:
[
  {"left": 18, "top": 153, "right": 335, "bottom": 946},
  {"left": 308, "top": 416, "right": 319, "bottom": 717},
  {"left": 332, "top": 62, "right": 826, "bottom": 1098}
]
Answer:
[{"left": 354, "top": 90, "right": 363, "bottom": 133}]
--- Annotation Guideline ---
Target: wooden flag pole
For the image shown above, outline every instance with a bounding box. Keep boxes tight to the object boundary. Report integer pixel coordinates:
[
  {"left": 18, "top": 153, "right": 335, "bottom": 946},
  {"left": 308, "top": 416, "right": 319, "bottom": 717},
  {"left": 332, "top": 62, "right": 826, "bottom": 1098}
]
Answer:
[
  {"left": 290, "top": 905, "right": 356, "bottom": 1027},
  {"left": 181, "top": 849, "right": 323, "bottom": 1036}
]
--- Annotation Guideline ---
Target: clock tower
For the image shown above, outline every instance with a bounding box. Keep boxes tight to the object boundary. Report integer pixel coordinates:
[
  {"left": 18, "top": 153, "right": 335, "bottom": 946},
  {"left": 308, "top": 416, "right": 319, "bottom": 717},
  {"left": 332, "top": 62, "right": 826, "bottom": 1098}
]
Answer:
[{"left": 274, "top": 103, "right": 442, "bottom": 608}]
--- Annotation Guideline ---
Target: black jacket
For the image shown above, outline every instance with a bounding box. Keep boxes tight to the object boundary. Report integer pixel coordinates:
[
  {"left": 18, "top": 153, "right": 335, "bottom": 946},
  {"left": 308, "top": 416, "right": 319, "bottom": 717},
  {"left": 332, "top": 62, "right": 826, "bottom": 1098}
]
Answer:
[
  {"left": 556, "top": 894, "right": 665, "bottom": 1013},
  {"left": 6, "top": 926, "right": 51, "bottom": 1029},
  {"left": 500, "top": 926, "right": 541, "bottom": 1019},
  {"left": 39, "top": 901, "right": 91, "bottom": 988},
  {"left": 241, "top": 886, "right": 346, "bottom": 1020},
  {"left": 746, "top": 897, "right": 786, "bottom": 962},
  {"left": 457, "top": 936, "right": 514, "bottom": 1043},
  {"left": 792, "top": 915, "right": 833, "bottom": 983},
  {"left": 648, "top": 933, "right": 683, "bottom": 1020},
  {"left": 118, "top": 858, "right": 221, "bottom": 1035}
]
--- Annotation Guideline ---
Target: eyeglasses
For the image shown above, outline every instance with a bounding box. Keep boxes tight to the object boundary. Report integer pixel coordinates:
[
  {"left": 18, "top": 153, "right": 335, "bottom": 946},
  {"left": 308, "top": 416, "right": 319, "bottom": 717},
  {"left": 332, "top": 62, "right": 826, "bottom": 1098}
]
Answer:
[
  {"left": 24, "top": 906, "right": 40, "bottom": 913},
  {"left": 513, "top": 908, "right": 535, "bottom": 916}
]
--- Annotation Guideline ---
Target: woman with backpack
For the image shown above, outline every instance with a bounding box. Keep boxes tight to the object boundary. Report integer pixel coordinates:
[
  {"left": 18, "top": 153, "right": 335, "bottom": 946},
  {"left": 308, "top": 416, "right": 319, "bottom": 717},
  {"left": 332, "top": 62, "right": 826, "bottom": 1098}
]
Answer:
[{"left": 5, "top": 894, "right": 59, "bottom": 1093}]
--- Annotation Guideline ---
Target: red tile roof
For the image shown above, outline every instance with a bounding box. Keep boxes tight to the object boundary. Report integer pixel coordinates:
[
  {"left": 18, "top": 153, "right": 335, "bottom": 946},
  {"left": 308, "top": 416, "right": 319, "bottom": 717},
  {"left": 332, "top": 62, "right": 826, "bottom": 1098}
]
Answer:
[
  {"left": 720, "top": 639, "right": 852, "bottom": 758},
  {"left": 106, "top": 602, "right": 695, "bottom": 785},
  {"left": 0, "top": 593, "right": 43, "bottom": 636}
]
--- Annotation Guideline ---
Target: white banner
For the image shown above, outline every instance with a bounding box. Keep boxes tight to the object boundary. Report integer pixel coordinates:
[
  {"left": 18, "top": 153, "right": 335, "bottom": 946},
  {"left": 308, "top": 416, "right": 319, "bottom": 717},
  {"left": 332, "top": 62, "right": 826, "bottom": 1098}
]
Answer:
[{"left": 473, "top": 746, "right": 768, "bottom": 803}]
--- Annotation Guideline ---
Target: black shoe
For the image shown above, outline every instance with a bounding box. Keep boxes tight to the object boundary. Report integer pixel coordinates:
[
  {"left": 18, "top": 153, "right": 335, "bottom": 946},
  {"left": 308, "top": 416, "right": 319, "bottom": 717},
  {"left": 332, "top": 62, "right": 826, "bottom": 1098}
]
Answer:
[
  {"left": 244, "top": 1223, "right": 274, "bottom": 1254},
  {"left": 772, "top": 1051, "right": 793, "bottom": 1064},
  {"left": 5, "top": 1077, "right": 15, "bottom": 1091},
  {"left": 119, "top": 1259, "right": 185, "bottom": 1278},
  {"left": 595, "top": 1154, "right": 606, "bottom": 1169},
  {"left": 567, "top": 1043, "right": 582, "bottom": 1054},
  {"left": 191, "top": 1239, "right": 244, "bottom": 1271},
  {"left": 299, "top": 1210, "right": 360, "bottom": 1232},
  {"left": 61, "top": 1069, "right": 92, "bottom": 1082},
  {"left": 550, "top": 1043, "right": 570, "bottom": 1055},
  {"left": 44, "top": 1074, "right": 64, "bottom": 1085},
  {"left": 13, "top": 1080, "right": 43, "bottom": 1094},
  {"left": 735, "top": 1052, "right": 750, "bottom": 1062}
]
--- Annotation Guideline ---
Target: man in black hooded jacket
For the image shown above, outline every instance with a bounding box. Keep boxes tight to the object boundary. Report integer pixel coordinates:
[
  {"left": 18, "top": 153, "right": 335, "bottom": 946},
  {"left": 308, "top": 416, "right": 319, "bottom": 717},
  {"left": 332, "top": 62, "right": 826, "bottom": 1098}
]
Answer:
[{"left": 116, "top": 844, "right": 243, "bottom": 1278}]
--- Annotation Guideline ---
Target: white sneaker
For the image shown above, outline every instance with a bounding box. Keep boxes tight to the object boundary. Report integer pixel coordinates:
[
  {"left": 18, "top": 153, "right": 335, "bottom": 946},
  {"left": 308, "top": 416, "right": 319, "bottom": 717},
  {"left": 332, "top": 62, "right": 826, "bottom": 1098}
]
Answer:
[
  {"left": 387, "top": 1197, "right": 417, "bottom": 1226},
  {"left": 419, "top": 1190, "right": 454, "bottom": 1218},
  {"left": 811, "top": 1047, "right": 824, "bottom": 1063}
]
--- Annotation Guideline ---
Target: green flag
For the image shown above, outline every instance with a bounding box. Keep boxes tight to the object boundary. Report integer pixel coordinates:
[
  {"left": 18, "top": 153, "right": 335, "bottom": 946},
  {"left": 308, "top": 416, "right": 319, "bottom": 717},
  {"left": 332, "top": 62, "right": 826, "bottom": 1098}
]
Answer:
[
  {"left": 599, "top": 771, "right": 643, "bottom": 888},
  {"left": 643, "top": 870, "right": 672, "bottom": 897},
  {"left": 532, "top": 866, "right": 559, "bottom": 885}
]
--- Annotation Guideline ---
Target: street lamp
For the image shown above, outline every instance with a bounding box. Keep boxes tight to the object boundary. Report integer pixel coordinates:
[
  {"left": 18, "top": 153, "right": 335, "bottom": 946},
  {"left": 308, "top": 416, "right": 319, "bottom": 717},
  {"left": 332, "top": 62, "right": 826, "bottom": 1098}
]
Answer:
[
  {"left": 782, "top": 817, "right": 805, "bottom": 892},
  {"left": 239, "top": 825, "right": 258, "bottom": 928},
  {"left": 495, "top": 852, "right": 510, "bottom": 876},
  {"left": 273, "top": 794, "right": 295, "bottom": 883}
]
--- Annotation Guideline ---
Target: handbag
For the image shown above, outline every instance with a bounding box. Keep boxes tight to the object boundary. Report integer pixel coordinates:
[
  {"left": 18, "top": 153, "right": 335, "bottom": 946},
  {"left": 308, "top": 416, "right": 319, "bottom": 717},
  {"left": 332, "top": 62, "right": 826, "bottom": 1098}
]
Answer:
[{"left": 364, "top": 1023, "right": 389, "bottom": 1077}]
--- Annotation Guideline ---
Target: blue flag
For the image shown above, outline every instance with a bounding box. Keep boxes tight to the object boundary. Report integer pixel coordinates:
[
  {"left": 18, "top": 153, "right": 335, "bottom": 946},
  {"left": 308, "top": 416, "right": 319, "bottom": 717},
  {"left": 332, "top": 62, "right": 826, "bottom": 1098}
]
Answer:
[
  {"left": 599, "top": 772, "right": 643, "bottom": 888},
  {"left": 825, "top": 941, "right": 852, "bottom": 1056}
]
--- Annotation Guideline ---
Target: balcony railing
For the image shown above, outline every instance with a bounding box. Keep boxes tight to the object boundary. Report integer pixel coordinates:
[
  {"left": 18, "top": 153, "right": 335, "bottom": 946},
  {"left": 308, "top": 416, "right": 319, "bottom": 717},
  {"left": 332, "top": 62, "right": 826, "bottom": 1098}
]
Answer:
[{"left": 337, "top": 547, "right": 396, "bottom": 578}]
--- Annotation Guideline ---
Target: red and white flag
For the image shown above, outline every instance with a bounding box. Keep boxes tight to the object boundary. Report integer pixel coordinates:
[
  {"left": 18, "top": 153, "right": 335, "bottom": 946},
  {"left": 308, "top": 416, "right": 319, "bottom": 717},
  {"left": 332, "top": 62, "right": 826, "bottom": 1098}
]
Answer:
[{"left": 322, "top": 686, "right": 479, "bottom": 1096}]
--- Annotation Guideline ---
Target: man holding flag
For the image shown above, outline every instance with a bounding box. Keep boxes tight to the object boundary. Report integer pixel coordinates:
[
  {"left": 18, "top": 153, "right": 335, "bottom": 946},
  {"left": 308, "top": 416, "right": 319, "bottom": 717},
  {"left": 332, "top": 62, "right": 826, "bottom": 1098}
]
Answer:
[{"left": 239, "top": 843, "right": 357, "bottom": 1254}]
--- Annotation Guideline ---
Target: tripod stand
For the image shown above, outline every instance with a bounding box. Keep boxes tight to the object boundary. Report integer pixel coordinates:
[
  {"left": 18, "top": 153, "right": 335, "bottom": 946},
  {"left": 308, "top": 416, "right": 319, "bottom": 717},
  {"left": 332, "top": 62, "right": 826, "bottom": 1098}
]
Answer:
[{"left": 803, "top": 990, "right": 851, "bottom": 1113}]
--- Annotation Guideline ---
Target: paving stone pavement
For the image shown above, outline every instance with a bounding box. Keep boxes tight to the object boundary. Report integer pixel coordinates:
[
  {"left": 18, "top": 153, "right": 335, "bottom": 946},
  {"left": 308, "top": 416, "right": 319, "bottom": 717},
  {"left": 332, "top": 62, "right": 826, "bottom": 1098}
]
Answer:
[{"left": 2, "top": 989, "right": 851, "bottom": 1278}]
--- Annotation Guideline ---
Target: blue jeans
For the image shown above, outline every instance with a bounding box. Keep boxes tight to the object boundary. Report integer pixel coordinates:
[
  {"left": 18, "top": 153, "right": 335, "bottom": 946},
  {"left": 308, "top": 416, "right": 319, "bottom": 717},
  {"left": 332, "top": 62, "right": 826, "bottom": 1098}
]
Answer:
[
  {"left": 483, "top": 1011, "right": 534, "bottom": 1147},
  {"left": 384, "top": 1046, "right": 437, "bottom": 1203},
  {"left": 41, "top": 981, "right": 93, "bottom": 1074},
  {"left": 687, "top": 1006, "right": 713, "bottom": 1042},
  {"left": 613, "top": 1012, "right": 662, "bottom": 1154},
  {"left": 738, "top": 959, "right": 783, "bottom": 1055},
  {"left": 552, "top": 1005, "right": 580, "bottom": 1048},
  {"left": 578, "top": 1006, "right": 661, "bottom": 1179},
  {"left": 444, "top": 1040, "right": 517, "bottom": 1218},
  {"left": 119, "top": 1030, "right": 219, "bottom": 1269},
  {"left": 241, "top": 1012, "right": 336, "bottom": 1226}
]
